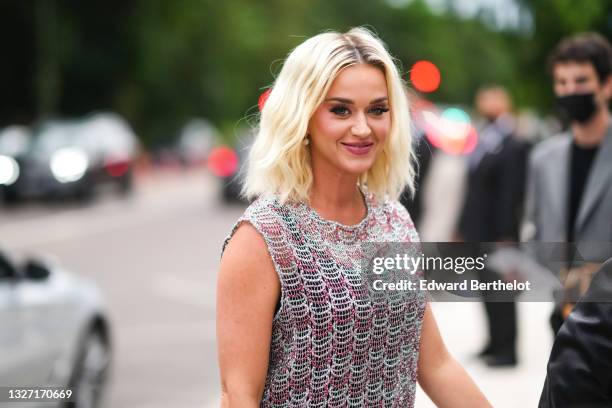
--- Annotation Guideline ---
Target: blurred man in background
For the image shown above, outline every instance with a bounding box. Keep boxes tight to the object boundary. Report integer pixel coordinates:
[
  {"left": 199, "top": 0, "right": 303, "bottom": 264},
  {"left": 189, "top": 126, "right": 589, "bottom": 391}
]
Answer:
[
  {"left": 399, "top": 132, "right": 433, "bottom": 226},
  {"left": 459, "top": 85, "right": 530, "bottom": 367},
  {"left": 522, "top": 32, "right": 612, "bottom": 334}
]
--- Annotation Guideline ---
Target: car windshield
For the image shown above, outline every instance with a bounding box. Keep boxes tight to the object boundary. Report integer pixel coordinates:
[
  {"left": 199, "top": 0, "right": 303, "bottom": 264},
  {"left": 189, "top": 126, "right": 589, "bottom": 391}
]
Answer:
[
  {"left": 29, "top": 122, "right": 92, "bottom": 155},
  {"left": 25, "top": 115, "right": 138, "bottom": 159}
]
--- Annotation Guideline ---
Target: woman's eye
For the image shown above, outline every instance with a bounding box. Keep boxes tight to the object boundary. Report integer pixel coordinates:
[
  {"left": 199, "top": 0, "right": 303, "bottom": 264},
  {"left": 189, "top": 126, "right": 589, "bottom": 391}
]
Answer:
[
  {"left": 330, "top": 106, "right": 350, "bottom": 116},
  {"left": 370, "top": 106, "right": 389, "bottom": 116}
]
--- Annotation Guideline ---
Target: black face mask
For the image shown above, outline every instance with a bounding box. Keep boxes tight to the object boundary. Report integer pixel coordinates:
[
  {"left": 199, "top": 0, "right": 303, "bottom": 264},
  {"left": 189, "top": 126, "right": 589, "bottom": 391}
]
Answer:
[{"left": 556, "top": 92, "right": 598, "bottom": 123}]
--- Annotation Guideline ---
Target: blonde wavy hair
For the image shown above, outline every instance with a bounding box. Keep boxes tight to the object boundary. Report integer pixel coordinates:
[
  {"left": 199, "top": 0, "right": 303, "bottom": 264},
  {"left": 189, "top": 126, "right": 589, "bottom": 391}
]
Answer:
[{"left": 243, "top": 27, "right": 416, "bottom": 204}]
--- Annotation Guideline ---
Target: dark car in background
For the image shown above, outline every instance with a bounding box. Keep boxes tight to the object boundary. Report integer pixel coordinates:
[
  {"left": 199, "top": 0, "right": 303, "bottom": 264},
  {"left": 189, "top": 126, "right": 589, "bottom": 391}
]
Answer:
[
  {"left": 0, "top": 125, "right": 31, "bottom": 203},
  {"left": 0, "top": 250, "right": 112, "bottom": 407},
  {"left": 0, "top": 112, "right": 139, "bottom": 204}
]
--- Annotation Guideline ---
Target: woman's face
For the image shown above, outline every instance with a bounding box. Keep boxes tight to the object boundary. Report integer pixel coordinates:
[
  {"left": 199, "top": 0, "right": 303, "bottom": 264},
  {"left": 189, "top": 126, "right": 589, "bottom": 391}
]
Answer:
[{"left": 308, "top": 63, "right": 390, "bottom": 177}]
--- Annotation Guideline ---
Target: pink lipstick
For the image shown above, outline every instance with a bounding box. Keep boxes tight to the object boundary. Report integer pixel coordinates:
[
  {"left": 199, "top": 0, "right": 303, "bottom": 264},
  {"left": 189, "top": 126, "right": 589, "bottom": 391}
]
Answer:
[{"left": 341, "top": 142, "right": 374, "bottom": 155}]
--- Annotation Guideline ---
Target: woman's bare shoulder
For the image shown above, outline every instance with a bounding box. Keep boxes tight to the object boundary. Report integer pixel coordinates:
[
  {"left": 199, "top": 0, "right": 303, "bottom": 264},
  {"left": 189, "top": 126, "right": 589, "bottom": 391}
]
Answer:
[
  {"left": 220, "top": 221, "right": 276, "bottom": 281},
  {"left": 218, "top": 220, "right": 280, "bottom": 331},
  {"left": 223, "top": 220, "right": 268, "bottom": 258}
]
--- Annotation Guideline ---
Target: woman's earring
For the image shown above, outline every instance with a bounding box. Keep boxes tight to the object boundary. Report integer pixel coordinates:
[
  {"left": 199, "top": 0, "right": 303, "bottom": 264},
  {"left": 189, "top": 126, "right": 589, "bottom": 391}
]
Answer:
[{"left": 304, "top": 137, "right": 310, "bottom": 146}]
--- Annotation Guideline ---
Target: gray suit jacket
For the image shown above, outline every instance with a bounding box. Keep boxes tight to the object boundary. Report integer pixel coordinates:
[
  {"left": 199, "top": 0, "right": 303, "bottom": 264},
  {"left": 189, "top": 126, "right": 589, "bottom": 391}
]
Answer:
[{"left": 522, "top": 123, "right": 612, "bottom": 262}]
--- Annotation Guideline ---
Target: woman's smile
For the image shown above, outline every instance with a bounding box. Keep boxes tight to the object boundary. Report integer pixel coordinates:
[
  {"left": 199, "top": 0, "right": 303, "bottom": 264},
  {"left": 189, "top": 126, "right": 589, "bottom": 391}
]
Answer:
[{"left": 340, "top": 141, "right": 375, "bottom": 155}]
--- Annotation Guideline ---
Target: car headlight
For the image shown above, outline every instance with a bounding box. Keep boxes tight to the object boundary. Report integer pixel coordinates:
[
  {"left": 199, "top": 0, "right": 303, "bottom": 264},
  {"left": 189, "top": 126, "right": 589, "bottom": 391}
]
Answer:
[
  {"left": 0, "top": 155, "right": 19, "bottom": 185},
  {"left": 50, "top": 148, "right": 89, "bottom": 183}
]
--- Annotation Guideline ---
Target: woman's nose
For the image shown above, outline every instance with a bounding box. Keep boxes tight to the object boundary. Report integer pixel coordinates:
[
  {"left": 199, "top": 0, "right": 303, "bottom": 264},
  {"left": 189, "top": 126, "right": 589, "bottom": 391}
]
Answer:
[{"left": 351, "top": 115, "right": 372, "bottom": 137}]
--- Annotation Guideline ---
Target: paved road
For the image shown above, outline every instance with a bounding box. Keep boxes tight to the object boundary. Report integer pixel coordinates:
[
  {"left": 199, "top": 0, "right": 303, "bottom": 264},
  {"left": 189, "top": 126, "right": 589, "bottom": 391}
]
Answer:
[
  {"left": 1, "top": 169, "right": 237, "bottom": 408},
  {"left": 0, "top": 169, "right": 554, "bottom": 407}
]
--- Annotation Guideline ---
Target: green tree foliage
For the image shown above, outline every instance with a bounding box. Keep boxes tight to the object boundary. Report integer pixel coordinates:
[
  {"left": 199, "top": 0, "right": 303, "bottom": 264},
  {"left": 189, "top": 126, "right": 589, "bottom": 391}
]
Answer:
[{"left": 6, "top": 0, "right": 611, "bottom": 145}]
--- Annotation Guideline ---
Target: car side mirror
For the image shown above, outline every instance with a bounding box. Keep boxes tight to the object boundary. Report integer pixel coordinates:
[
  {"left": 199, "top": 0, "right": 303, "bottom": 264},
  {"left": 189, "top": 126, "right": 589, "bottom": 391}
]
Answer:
[{"left": 21, "top": 259, "right": 52, "bottom": 281}]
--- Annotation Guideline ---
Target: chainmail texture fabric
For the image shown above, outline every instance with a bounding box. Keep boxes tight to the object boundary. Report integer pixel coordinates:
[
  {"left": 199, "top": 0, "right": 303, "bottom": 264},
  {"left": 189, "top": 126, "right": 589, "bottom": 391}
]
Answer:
[{"left": 222, "top": 189, "right": 426, "bottom": 407}]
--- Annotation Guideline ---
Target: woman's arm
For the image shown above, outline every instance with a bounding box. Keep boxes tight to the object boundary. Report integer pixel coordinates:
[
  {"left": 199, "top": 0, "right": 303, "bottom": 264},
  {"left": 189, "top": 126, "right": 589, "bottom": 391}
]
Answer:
[
  {"left": 217, "top": 222, "right": 281, "bottom": 407},
  {"left": 417, "top": 304, "right": 492, "bottom": 407}
]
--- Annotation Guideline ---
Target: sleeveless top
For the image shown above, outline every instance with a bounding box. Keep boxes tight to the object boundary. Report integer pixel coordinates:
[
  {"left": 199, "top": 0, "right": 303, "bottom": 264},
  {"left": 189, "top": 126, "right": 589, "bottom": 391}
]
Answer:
[{"left": 222, "top": 189, "right": 426, "bottom": 407}]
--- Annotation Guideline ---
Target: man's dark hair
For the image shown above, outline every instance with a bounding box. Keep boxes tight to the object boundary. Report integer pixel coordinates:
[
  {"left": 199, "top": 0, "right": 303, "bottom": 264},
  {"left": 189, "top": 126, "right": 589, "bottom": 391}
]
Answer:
[{"left": 548, "top": 32, "right": 612, "bottom": 83}]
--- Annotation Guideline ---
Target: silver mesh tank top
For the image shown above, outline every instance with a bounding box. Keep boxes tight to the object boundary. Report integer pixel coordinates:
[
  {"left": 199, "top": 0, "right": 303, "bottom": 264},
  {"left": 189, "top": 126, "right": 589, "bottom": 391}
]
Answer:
[{"left": 222, "top": 190, "right": 426, "bottom": 407}]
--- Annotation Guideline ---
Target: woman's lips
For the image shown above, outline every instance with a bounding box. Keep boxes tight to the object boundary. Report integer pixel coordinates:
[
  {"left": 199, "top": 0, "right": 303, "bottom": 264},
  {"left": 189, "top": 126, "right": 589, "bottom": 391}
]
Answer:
[{"left": 341, "top": 142, "right": 374, "bottom": 155}]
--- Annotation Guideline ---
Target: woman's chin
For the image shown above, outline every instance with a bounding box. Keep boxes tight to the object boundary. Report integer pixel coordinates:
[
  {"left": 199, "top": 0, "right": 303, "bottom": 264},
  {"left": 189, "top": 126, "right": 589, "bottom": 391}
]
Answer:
[{"left": 339, "top": 161, "right": 375, "bottom": 175}]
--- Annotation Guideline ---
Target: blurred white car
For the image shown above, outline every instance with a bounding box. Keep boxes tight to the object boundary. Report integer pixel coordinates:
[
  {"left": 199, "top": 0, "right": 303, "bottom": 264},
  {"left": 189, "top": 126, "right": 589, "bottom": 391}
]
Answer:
[
  {"left": 176, "top": 118, "right": 217, "bottom": 167},
  {"left": 0, "top": 251, "right": 112, "bottom": 407}
]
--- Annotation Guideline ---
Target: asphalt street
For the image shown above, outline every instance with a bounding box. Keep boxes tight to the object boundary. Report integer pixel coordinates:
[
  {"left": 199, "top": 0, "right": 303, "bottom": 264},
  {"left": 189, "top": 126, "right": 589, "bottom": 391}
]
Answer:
[{"left": 0, "top": 168, "right": 554, "bottom": 407}]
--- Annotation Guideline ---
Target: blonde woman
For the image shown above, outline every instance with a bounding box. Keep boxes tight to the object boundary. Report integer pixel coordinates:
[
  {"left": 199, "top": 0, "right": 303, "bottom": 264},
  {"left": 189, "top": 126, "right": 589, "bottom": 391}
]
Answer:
[{"left": 217, "top": 27, "right": 491, "bottom": 407}]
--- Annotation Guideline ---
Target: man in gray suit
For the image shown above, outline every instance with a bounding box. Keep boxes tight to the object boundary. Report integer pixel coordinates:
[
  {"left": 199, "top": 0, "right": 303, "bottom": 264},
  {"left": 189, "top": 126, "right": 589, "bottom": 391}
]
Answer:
[{"left": 522, "top": 32, "right": 612, "bottom": 334}]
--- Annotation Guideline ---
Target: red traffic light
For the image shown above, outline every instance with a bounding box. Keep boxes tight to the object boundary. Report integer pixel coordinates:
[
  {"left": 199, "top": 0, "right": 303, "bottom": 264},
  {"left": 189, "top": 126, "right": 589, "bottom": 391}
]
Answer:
[
  {"left": 207, "top": 146, "right": 239, "bottom": 177},
  {"left": 410, "top": 60, "right": 441, "bottom": 93}
]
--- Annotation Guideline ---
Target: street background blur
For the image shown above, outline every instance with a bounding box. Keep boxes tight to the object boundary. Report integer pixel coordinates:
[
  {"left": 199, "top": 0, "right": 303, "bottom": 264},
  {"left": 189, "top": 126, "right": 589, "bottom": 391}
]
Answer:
[{"left": 1, "top": 0, "right": 611, "bottom": 407}]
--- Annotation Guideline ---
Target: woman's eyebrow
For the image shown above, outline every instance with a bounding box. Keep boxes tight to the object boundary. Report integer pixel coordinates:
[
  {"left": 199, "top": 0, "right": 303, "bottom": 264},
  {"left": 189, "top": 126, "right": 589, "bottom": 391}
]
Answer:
[
  {"left": 324, "top": 97, "right": 389, "bottom": 104},
  {"left": 370, "top": 97, "right": 388, "bottom": 104}
]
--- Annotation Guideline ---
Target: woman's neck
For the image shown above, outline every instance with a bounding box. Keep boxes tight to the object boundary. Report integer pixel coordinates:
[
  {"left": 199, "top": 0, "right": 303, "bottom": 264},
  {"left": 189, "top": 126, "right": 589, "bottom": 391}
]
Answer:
[{"left": 309, "top": 170, "right": 366, "bottom": 225}]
